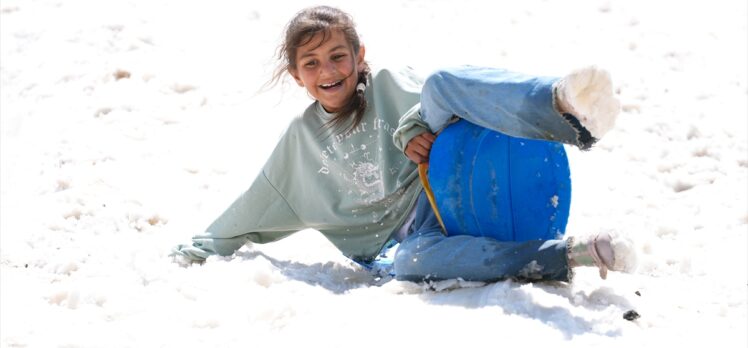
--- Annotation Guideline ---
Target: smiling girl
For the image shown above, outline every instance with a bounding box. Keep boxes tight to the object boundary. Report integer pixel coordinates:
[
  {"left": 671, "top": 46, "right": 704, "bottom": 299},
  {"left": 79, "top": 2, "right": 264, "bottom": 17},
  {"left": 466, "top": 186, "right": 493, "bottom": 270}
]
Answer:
[{"left": 172, "top": 6, "right": 636, "bottom": 282}]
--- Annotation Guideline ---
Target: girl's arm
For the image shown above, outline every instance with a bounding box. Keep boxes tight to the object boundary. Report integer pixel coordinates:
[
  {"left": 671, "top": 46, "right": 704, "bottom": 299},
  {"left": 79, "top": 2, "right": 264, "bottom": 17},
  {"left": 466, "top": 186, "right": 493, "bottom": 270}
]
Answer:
[
  {"left": 393, "top": 103, "right": 430, "bottom": 152},
  {"left": 171, "top": 170, "right": 305, "bottom": 263},
  {"left": 393, "top": 103, "right": 435, "bottom": 163}
]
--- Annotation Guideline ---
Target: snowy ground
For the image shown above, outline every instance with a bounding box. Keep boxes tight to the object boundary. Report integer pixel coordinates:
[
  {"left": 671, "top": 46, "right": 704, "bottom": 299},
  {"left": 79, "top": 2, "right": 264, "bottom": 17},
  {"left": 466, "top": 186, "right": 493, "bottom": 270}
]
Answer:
[{"left": 1, "top": 0, "right": 746, "bottom": 347}]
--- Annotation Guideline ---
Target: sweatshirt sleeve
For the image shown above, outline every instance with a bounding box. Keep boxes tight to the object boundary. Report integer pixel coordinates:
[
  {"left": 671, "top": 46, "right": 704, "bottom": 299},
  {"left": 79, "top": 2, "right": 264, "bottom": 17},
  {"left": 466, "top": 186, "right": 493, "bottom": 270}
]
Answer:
[
  {"left": 392, "top": 104, "right": 431, "bottom": 152},
  {"left": 171, "top": 170, "right": 305, "bottom": 262}
]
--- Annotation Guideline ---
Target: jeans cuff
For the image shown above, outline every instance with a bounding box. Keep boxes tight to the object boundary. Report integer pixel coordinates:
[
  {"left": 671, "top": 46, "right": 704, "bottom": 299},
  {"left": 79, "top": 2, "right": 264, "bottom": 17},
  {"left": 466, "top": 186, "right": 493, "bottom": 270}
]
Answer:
[{"left": 562, "top": 113, "right": 597, "bottom": 150}]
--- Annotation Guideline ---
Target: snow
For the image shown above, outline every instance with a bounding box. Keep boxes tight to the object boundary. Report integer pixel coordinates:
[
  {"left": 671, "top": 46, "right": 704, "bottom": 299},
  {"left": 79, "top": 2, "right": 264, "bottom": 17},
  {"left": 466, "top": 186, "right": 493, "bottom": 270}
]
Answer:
[{"left": 1, "top": 0, "right": 746, "bottom": 347}]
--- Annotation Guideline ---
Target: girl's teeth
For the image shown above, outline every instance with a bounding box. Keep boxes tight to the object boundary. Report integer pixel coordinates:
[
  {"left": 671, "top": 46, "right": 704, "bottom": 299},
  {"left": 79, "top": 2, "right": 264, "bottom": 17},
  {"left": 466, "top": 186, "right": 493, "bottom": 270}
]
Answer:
[{"left": 321, "top": 80, "right": 341, "bottom": 88}]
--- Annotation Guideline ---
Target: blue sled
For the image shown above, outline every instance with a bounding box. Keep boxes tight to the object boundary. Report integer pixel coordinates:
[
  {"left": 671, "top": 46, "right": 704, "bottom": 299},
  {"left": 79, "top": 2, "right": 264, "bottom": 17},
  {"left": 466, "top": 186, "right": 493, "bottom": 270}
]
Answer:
[{"left": 428, "top": 119, "right": 572, "bottom": 241}]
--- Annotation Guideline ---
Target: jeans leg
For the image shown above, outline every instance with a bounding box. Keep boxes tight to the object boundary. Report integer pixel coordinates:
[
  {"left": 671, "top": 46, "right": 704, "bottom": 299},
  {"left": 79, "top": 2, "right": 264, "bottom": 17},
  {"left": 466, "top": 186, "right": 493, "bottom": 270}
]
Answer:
[
  {"left": 420, "top": 66, "right": 591, "bottom": 149},
  {"left": 393, "top": 192, "right": 572, "bottom": 283}
]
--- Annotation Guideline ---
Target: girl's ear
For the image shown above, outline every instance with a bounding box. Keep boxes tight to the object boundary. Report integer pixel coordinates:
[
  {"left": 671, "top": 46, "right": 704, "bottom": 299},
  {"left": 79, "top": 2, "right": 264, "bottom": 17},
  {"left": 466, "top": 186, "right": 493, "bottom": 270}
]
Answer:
[
  {"left": 288, "top": 67, "right": 304, "bottom": 87},
  {"left": 356, "top": 44, "right": 366, "bottom": 70}
]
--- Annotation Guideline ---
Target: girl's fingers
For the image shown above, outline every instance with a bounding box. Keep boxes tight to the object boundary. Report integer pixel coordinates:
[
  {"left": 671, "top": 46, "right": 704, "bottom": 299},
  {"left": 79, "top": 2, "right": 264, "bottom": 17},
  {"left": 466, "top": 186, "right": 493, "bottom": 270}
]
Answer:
[
  {"left": 411, "top": 143, "right": 430, "bottom": 157},
  {"left": 421, "top": 132, "right": 436, "bottom": 143},
  {"left": 413, "top": 135, "right": 434, "bottom": 150},
  {"left": 405, "top": 132, "right": 436, "bottom": 164},
  {"left": 414, "top": 133, "right": 435, "bottom": 146},
  {"left": 406, "top": 147, "right": 427, "bottom": 163}
]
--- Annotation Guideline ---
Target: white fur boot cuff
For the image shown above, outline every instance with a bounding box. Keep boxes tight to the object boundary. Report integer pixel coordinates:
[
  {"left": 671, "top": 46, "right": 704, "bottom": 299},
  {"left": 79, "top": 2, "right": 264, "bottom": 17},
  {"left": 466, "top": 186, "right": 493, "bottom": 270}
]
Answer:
[{"left": 556, "top": 66, "right": 621, "bottom": 140}]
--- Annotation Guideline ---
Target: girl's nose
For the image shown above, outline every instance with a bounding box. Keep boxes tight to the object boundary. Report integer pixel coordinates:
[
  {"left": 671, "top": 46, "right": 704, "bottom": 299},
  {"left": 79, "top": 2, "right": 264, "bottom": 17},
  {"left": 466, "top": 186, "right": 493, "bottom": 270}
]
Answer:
[{"left": 321, "top": 59, "right": 337, "bottom": 75}]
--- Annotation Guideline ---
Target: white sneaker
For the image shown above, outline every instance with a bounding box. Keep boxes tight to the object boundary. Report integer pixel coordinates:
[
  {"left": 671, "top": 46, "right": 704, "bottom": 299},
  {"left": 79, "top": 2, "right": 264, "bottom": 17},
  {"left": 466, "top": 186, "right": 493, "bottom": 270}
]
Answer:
[{"left": 569, "top": 232, "right": 637, "bottom": 279}]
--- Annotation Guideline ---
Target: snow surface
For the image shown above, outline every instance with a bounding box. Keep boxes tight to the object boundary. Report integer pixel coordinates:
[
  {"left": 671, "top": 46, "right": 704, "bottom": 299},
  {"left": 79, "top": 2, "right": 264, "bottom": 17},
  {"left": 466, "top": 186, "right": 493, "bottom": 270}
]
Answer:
[{"left": 1, "top": 0, "right": 746, "bottom": 347}]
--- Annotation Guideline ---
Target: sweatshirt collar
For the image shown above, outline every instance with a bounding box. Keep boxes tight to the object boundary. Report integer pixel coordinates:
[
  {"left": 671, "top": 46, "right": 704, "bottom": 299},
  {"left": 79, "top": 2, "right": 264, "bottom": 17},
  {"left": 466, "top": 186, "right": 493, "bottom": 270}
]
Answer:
[{"left": 315, "top": 101, "right": 336, "bottom": 121}]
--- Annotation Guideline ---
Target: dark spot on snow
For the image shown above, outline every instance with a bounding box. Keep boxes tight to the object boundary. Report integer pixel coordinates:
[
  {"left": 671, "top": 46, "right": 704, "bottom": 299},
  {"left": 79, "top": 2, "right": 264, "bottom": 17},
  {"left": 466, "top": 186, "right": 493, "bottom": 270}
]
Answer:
[
  {"left": 635, "top": 290, "right": 641, "bottom": 296},
  {"left": 623, "top": 309, "right": 640, "bottom": 321},
  {"left": 672, "top": 181, "right": 694, "bottom": 193},
  {"left": 114, "top": 69, "right": 131, "bottom": 80}
]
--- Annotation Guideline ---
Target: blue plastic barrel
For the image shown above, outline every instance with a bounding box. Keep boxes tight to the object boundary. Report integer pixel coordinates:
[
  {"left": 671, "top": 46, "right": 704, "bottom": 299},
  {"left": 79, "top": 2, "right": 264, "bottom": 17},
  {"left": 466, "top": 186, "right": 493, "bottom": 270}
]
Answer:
[{"left": 428, "top": 119, "right": 571, "bottom": 241}]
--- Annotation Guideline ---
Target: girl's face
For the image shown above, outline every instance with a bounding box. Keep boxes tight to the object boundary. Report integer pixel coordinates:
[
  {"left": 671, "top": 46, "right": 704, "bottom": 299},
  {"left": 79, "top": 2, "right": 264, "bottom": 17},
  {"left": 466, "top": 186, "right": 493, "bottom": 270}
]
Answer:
[{"left": 289, "top": 29, "right": 366, "bottom": 113}]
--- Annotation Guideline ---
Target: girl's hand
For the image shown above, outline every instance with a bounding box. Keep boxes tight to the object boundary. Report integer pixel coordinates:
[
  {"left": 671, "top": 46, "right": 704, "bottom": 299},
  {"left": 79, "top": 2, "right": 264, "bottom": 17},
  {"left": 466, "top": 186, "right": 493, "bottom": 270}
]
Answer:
[{"left": 405, "top": 132, "right": 436, "bottom": 164}]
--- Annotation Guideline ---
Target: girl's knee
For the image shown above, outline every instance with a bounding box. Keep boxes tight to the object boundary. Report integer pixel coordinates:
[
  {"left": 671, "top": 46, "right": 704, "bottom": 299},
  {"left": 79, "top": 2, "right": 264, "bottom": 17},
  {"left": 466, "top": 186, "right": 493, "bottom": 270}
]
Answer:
[
  {"left": 423, "top": 68, "right": 458, "bottom": 94},
  {"left": 393, "top": 247, "right": 427, "bottom": 282},
  {"left": 393, "top": 230, "right": 445, "bottom": 280}
]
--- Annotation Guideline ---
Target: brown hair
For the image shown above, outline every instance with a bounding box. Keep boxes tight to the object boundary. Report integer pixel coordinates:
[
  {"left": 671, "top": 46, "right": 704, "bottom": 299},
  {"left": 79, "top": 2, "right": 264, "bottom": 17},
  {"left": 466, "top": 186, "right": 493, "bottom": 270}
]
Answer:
[{"left": 270, "top": 6, "right": 370, "bottom": 134}]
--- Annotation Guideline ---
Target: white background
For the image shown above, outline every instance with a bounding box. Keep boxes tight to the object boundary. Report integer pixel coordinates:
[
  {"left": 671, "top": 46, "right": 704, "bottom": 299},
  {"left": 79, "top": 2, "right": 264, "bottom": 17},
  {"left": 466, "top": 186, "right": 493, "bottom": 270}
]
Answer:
[{"left": 1, "top": 0, "right": 746, "bottom": 347}]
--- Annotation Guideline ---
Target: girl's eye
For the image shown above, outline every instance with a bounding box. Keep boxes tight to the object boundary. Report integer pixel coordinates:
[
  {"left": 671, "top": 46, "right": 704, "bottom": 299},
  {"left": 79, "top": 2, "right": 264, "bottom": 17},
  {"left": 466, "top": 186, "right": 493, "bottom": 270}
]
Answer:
[
  {"left": 332, "top": 54, "right": 346, "bottom": 61},
  {"left": 304, "top": 60, "right": 317, "bottom": 68}
]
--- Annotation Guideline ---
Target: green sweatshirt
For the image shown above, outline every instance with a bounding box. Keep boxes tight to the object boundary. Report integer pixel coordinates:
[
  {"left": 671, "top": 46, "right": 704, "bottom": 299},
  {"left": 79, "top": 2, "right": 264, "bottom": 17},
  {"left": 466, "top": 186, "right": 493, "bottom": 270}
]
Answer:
[{"left": 173, "top": 67, "right": 432, "bottom": 262}]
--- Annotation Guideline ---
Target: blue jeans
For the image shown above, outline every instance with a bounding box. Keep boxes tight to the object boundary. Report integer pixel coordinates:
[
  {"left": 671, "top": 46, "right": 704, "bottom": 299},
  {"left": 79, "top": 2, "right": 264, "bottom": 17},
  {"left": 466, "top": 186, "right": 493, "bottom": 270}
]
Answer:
[
  {"left": 393, "top": 192, "right": 571, "bottom": 282},
  {"left": 392, "top": 66, "right": 579, "bottom": 282},
  {"left": 420, "top": 66, "right": 594, "bottom": 149}
]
